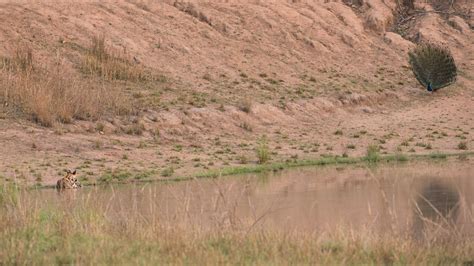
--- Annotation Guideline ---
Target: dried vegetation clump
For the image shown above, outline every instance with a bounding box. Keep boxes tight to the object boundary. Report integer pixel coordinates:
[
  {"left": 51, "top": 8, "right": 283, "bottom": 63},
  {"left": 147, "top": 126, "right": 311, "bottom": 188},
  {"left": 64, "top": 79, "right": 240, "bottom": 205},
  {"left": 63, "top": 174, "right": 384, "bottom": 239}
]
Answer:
[
  {"left": 173, "top": 1, "right": 212, "bottom": 26},
  {"left": 0, "top": 44, "right": 131, "bottom": 126},
  {"left": 81, "top": 35, "right": 153, "bottom": 82}
]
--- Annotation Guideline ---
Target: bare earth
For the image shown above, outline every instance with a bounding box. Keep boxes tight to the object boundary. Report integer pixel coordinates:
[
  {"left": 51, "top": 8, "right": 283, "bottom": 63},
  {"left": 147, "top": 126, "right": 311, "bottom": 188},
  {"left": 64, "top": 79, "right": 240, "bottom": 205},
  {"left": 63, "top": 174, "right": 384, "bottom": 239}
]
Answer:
[{"left": 0, "top": 0, "right": 472, "bottom": 186}]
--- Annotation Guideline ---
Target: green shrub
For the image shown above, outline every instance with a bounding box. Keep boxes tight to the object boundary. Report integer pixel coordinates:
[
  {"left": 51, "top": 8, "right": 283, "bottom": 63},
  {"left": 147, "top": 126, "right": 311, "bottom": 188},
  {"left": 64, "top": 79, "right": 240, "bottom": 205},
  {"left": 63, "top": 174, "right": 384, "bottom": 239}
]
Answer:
[
  {"left": 256, "top": 137, "right": 270, "bottom": 164},
  {"left": 160, "top": 167, "right": 174, "bottom": 177},
  {"left": 365, "top": 145, "right": 380, "bottom": 163}
]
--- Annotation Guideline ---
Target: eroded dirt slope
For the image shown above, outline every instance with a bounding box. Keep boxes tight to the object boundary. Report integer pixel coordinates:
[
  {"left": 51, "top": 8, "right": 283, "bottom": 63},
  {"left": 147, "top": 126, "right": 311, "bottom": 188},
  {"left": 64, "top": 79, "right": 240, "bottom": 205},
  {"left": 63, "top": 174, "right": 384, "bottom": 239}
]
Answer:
[
  {"left": 0, "top": 0, "right": 471, "bottom": 101},
  {"left": 0, "top": 0, "right": 472, "bottom": 185}
]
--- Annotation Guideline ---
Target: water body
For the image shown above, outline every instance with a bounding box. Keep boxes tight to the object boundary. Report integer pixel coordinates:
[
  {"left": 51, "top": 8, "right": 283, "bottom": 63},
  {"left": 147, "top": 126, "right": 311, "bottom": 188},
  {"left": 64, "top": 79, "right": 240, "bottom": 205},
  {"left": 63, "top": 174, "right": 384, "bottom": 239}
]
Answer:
[{"left": 31, "top": 160, "right": 474, "bottom": 239}]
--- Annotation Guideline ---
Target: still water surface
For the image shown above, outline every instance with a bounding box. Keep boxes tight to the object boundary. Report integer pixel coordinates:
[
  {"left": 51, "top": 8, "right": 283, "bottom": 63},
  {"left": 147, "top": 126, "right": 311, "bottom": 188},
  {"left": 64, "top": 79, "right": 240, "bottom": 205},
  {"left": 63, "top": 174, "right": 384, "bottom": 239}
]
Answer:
[{"left": 33, "top": 160, "right": 474, "bottom": 238}]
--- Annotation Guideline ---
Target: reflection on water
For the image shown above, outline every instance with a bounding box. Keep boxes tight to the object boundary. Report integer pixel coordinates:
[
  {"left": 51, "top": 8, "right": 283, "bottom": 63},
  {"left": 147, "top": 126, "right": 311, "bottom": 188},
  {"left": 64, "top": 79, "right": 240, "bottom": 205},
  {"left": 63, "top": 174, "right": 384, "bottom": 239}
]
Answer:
[
  {"left": 412, "top": 179, "right": 461, "bottom": 240},
  {"left": 33, "top": 160, "right": 473, "bottom": 238}
]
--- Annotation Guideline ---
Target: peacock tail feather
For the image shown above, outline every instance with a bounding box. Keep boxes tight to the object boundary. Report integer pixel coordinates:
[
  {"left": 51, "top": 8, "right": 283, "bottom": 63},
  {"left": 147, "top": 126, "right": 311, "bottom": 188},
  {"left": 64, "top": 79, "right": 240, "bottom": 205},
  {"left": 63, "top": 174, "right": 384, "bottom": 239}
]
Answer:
[{"left": 408, "top": 43, "right": 457, "bottom": 91}]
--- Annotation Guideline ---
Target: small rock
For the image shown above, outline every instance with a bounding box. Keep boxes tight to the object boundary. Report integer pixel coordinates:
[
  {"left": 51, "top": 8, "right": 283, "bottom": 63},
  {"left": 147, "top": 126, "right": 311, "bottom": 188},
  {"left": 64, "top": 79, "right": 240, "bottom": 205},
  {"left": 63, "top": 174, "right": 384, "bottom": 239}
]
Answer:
[
  {"left": 383, "top": 32, "right": 415, "bottom": 51},
  {"left": 362, "top": 107, "right": 374, "bottom": 113}
]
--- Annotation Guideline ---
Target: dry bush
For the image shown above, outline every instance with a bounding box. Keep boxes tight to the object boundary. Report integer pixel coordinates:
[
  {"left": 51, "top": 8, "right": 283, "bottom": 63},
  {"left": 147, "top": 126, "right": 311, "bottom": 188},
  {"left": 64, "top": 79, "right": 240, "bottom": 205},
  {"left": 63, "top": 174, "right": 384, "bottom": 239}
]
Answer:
[
  {"left": 394, "top": 0, "right": 415, "bottom": 17},
  {"left": 402, "top": 0, "right": 415, "bottom": 10},
  {"left": 173, "top": 1, "right": 212, "bottom": 26},
  {"left": 430, "top": 0, "right": 471, "bottom": 19},
  {"left": 1, "top": 45, "right": 131, "bottom": 126},
  {"left": 1, "top": 44, "right": 34, "bottom": 75},
  {"left": 81, "top": 35, "right": 152, "bottom": 82},
  {"left": 429, "top": 0, "right": 456, "bottom": 11},
  {"left": 342, "top": 0, "right": 363, "bottom": 8},
  {"left": 122, "top": 121, "right": 145, "bottom": 135}
]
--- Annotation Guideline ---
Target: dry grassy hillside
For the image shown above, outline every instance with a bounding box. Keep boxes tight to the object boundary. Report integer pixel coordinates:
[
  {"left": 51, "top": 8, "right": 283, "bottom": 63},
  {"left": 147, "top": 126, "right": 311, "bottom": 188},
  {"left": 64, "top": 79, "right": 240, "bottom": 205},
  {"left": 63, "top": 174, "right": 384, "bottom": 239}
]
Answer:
[{"left": 0, "top": 0, "right": 472, "bottom": 185}]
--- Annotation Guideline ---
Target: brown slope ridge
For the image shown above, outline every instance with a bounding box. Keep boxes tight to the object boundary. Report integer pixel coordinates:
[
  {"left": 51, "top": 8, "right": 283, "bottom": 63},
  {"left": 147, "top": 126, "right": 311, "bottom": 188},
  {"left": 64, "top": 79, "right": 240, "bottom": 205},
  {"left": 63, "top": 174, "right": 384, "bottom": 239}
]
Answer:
[
  {"left": 0, "top": 0, "right": 473, "bottom": 185},
  {"left": 0, "top": 0, "right": 470, "bottom": 94},
  {"left": 1, "top": 1, "right": 473, "bottom": 94}
]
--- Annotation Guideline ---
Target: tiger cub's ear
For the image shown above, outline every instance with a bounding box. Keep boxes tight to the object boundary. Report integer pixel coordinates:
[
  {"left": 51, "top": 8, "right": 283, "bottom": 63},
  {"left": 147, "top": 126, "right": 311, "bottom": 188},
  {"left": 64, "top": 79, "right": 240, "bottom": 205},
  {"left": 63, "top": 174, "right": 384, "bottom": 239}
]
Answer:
[
  {"left": 72, "top": 169, "right": 77, "bottom": 175},
  {"left": 66, "top": 169, "right": 72, "bottom": 174}
]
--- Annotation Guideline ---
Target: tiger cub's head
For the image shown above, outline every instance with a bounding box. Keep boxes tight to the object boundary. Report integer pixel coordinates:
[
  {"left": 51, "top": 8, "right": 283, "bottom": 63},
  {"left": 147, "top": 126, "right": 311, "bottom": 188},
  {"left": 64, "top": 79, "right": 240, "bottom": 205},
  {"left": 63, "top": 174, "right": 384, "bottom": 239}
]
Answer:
[{"left": 65, "top": 169, "right": 81, "bottom": 188}]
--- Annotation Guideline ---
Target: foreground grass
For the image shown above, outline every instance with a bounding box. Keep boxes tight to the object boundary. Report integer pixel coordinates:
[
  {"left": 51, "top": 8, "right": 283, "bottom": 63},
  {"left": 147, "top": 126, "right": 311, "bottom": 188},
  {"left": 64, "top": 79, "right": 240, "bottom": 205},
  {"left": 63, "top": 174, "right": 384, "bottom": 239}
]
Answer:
[{"left": 0, "top": 186, "right": 472, "bottom": 265}]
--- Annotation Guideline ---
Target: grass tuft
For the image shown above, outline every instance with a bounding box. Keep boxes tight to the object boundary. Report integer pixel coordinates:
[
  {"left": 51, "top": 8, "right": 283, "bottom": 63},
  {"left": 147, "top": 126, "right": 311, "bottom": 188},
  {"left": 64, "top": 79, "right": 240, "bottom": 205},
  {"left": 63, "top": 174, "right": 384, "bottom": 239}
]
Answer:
[
  {"left": 365, "top": 145, "right": 380, "bottom": 163},
  {"left": 160, "top": 167, "right": 174, "bottom": 177},
  {"left": 238, "top": 98, "right": 252, "bottom": 113},
  {"left": 457, "top": 141, "right": 467, "bottom": 150},
  {"left": 256, "top": 137, "right": 271, "bottom": 164}
]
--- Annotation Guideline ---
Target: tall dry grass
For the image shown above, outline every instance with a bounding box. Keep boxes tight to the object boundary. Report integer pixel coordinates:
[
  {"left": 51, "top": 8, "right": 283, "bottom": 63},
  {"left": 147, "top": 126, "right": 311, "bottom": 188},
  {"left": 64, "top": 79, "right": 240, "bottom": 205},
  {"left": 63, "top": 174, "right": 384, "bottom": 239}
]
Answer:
[
  {"left": 0, "top": 183, "right": 472, "bottom": 265},
  {"left": 81, "top": 35, "right": 153, "bottom": 82},
  {"left": 0, "top": 44, "right": 131, "bottom": 126}
]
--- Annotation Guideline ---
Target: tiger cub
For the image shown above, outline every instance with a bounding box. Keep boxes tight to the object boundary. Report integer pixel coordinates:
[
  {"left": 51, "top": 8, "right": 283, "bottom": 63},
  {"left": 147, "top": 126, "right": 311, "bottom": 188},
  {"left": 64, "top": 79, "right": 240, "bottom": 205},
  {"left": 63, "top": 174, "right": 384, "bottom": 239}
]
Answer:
[{"left": 56, "top": 169, "right": 81, "bottom": 191}]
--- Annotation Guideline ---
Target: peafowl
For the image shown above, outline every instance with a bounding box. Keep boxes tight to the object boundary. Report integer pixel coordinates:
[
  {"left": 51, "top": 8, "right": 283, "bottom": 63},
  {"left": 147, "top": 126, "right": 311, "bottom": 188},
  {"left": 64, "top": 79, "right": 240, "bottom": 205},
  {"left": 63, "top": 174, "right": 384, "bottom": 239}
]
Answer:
[{"left": 408, "top": 43, "right": 457, "bottom": 92}]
